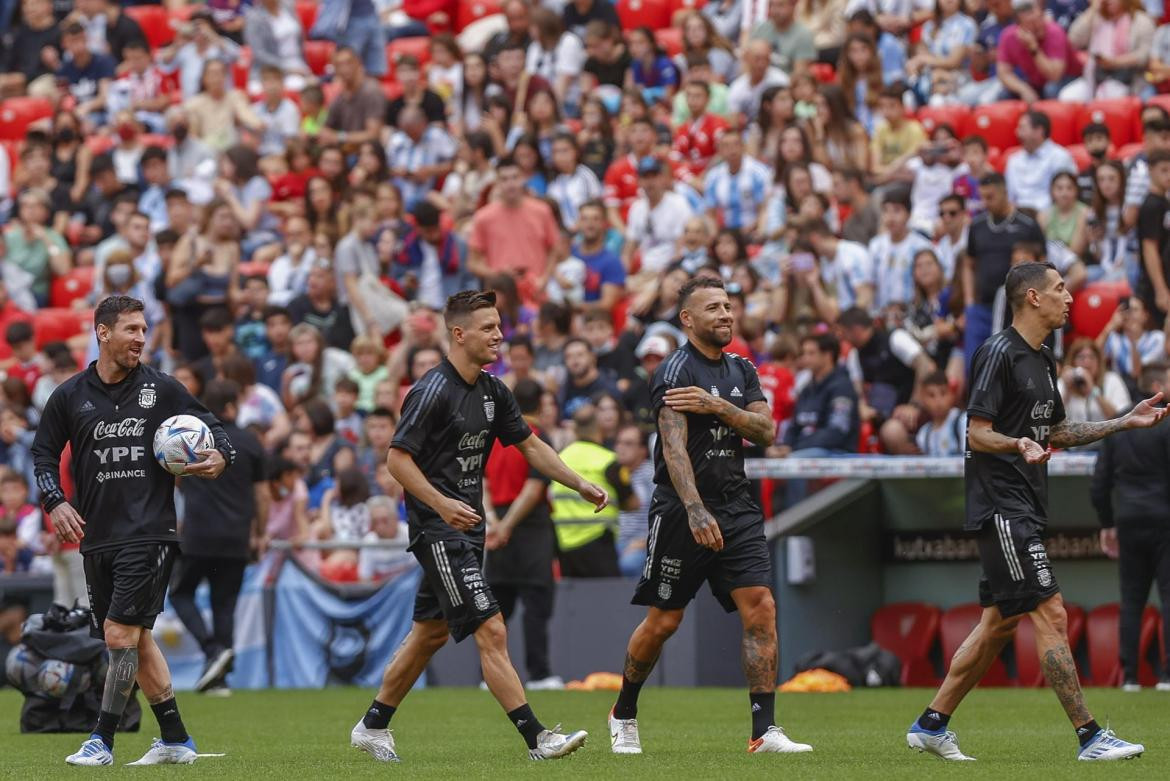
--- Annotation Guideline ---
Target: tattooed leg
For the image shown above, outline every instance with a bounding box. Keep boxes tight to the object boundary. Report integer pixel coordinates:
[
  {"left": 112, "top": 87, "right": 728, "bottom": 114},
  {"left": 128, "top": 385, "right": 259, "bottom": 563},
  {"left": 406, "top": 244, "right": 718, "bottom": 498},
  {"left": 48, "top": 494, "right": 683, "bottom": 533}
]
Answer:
[
  {"left": 929, "top": 606, "right": 1020, "bottom": 715},
  {"left": 1033, "top": 596, "right": 1093, "bottom": 726}
]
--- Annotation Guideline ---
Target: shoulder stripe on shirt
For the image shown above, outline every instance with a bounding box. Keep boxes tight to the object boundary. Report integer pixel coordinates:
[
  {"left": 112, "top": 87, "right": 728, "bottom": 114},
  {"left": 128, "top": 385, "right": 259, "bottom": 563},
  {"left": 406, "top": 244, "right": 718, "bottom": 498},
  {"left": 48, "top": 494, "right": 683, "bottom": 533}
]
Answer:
[
  {"left": 400, "top": 374, "right": 446, "bottom": 431},
  {"left": 974, "top": 335, "right": 1010, "bottom": 392}
]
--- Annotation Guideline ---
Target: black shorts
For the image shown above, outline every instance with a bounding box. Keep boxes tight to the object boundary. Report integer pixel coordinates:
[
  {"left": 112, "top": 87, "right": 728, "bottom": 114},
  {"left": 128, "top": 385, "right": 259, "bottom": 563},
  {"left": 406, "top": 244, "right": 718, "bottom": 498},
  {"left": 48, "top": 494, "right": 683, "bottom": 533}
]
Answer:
[
  {"left": 976, "top": 515, "right": 1060, "bottom": 617},
  {"left": 84, "top": 543, "right": 177, "bottom": 640},
  {"left": 413, "top": 538, "right": 501, "bottom": 642},
  {"left": 632, "top": 493, "right": 773, "bottom": 613}
]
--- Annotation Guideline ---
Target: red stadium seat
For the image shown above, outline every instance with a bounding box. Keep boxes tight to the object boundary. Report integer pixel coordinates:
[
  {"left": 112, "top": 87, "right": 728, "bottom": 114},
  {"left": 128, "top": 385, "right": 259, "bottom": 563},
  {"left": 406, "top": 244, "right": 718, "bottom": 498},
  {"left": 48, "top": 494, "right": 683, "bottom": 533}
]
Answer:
[
  {"left": 941, "top": 603, "right": 1011, "bottom": 686},
  {"left": 1014, "top": 605, "right": 1086, "bottom": 687},
  {"left": 654, "top": 26, "right": 683, "bottom": 57},
  {"left": 456, "top": 0, "right": 503, "bottom": 32},
  {"left": 966, "top": 101, "right": 1026, "bottom": 151},
  {"left": 617, "top": 0, "right": 672, "bottom": 31},
  {"left": 1032, "top": 100, "right": 1081, "bottom": 147},
  {"left": 0, "top": 97, "right": 54, "bottom": 141},
  {"left": 1086, "top": 603, "right": 1161, "bottom": 687},
  {"left": 809, "top": 62, "right": 836, "bottom": 84},
  {"left": 872, "top": 603, "right": 941, "bottom": 686},
  {"left": 1078, "top": 97, "right": 1140, "bottom": 148},
  {"left": 296, "top": 1, "right": 319, "bottom": 31},
  {"left": 917, "top": 104, "right": 970, "bottom": 136},
  {"left": 33, "top": 308, "right": 94, "bottom": 350},
  {"left": 387, "top": 37, "right": 432, "bottom": 69},
  {"left": 1068, "top": 279, "right": 1131, "bottom": 341},
  {"left": 50, "top": 267, "right": 96, "bottom": 310},
  {"left": 123, "top": 5, "right": 175, "bottom": 50},
  {"left": 304, "top": 40, "right": 336, "bottom": 77}
]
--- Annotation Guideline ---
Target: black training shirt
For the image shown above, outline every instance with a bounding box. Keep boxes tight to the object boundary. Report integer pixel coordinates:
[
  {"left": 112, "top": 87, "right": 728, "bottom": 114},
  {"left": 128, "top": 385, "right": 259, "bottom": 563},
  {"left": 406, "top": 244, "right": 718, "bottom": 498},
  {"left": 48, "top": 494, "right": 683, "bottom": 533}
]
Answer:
[
  {"left": 31, "top": 362, "right": 236, "bottom": 555},
  {"left": 965, "top": 328, "right": 1065, "bottom": 531},
  {"left": 650, "top": 341, "right": 766, "bottom": 506},
  {"left": 968, "top": 210, "right": 1047, "bottom": 306},
  {"left": 391, "top": 359, "right": 532, "bottom": 549}
]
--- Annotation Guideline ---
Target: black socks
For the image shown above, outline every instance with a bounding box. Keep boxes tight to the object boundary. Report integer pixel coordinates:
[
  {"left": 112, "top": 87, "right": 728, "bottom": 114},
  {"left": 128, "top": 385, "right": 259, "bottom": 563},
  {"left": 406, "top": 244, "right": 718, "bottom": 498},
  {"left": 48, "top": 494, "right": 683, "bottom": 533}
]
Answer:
[
  {"left": 93, "top": 711, "right": 121, "bottom": 749},
  {"left": 1077, "top": 719, "right": 1101, "bottom": 747},
  {"left": 612, "top": 677, "right": 645, "bottom": 720},
  {"left": 749, "top": 692, "right": 775, "bottom": 740},
  {"left": 150, "top": 698, "right": 189, "bottom": 744},
  {"left": 507, "top": 704, "right": 545, "bottom": 750},
  {"left": 363, "top": 699, "right": 397, "bottom": 730},
  {"left": 917, "top": 708, "right": 951, "bottom": 733}
]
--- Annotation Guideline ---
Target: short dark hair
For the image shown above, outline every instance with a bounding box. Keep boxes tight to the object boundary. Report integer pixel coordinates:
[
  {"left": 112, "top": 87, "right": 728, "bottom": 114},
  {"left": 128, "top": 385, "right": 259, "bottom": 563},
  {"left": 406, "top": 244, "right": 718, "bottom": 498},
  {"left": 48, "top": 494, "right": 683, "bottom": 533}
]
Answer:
[
  {"left": 921, "top": 370, "right": 949, "bottom": 389},
  {"left": 678, "top": 277, "right": 725, "bottom": 310},
  {"left": 801, "top": 331, "right": 839, "bottom": 358},
  {"left": 202, "top": 378, "right": 242, "bottom": 418},
  {"left": 5, "top": 320, "right": 33, "bottom": 346},
  {"left": 199, "top": 307, "right": 233, "bottom": 331},
  {"left": 94, "top": 295, "right": 145, "bottom": 331},
  {"left": 1005, "top": 261, "right": 1059, "bottom": 311},
  {"left": 412, "top": 200, "right": 441, "bottom": 228},
  {"left": 1023, "top": 110, "right": 1051, "bottom": 139},
  {"left": 513, "top": 378, "right": 543, "bottom": 415},
  {"left": 444, "top": 290, "right": 497, "bottom": 326},
  {"left": 837, "top": 307, "right": 874, "bottom": 329}
]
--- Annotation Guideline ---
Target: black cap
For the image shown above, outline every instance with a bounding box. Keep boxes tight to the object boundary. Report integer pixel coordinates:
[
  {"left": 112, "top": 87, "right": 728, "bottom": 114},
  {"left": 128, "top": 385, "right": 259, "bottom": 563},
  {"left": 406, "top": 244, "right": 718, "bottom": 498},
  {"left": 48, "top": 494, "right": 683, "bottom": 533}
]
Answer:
[{"left": 978, "top": 171, "right": 1005, "bottom": 187}]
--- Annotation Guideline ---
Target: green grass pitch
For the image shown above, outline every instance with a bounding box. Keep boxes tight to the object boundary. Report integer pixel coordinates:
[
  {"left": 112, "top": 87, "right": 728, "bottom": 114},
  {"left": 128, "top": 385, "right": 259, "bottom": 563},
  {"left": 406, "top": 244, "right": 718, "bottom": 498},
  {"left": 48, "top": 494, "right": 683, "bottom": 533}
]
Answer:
[{"left": 2, "top": 687, "right": 1169, "bottom": 778}]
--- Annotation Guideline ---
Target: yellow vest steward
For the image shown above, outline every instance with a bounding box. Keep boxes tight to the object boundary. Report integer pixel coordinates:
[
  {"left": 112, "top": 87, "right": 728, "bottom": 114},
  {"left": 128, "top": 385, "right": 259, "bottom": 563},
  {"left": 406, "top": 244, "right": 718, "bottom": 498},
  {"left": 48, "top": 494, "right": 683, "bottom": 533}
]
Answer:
[{"left": 550, "top": 440, "right": 619, "bottom": 551}]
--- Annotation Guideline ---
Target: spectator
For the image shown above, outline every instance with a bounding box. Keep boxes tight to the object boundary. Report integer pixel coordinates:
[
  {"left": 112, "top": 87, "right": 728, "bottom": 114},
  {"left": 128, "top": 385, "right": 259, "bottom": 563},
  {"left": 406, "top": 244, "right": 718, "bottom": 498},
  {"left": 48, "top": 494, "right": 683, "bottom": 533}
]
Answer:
[
  {"left": 551, "top": 405, "right": 621, "bottom": 577},
  {"left": 623, "top": 157, "right": 695, "bottom": 273},
  {"left": 704, "top": 132, "right": 771, "bottom": 234},
  {"left": 1059, "top": 338, "right": 1133, "bottom": 427},
  {"left": 468, "top": 155, "right": 560, "bottom": 304},
  {"left": 288, "top": 260, "right": 357, "bottom": 351},
  {"left": 729, "top": 39, "right": 791, "bottom": 122},
  {"left": 996, "top": 0, "right": 1078, "bottom": 102},
  {"left": 1061, "top": 0, "right": 1154, "bottom": 102},
  {"left": 559, "top": 338, "right": 621, "bottom": 419},
  {"left": 321, "top": 46, "right": 387, "bottom": 149},
  {"left": 1098, "top": 297, "right": 1170, "bottom": 385},
  {"left": 914, "top": 370, "right": 966, "bottom": 455},
  {"left": 776, "top": 331, "right": 859, "bottom": 458},
  {"left": 868, "top": 187, "right": 933, "bottom": 316},
  {"left": 157, "top": 7, "right": 241, "bottom": 100},
  {"left": 1089, "top": 361, "right": 1170, "bottom": 691},
  {"left": 1004, "top": 110, "right": 1077, "bottom": 213},
  {"left": 3, "top": 188, "right": 71, "bottom": 306},
  {"left": 244, "top": 0, "right": 312, "bottom": 91},
  {"left": 751, "top": 0, "right": 818, "bottom": 73}
]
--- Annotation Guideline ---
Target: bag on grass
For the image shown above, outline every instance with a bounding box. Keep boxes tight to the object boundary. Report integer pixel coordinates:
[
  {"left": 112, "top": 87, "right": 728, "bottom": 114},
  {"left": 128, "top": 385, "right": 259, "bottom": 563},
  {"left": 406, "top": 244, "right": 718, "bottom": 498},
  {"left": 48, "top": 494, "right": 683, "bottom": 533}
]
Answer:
[{"left": 794, "top": 642, "right": 902, "bottom": 688}]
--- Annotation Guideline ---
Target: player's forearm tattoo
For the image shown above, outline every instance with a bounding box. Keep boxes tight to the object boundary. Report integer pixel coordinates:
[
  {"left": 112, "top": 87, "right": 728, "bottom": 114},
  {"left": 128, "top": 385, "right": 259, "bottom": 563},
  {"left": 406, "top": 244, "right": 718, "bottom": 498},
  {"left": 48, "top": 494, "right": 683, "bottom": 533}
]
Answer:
[
  {"left": 147, "top": 684, "right": 174, "bottom": 705},
  {"left": 1041, "top": 646, "right": 1091, "bottom": 725},
  {"left": 101, "top": 647, "right": 139, "bottom": 715},
  {"left": 659, "top": 407, "right": 702, "bottom": 505},
  {"left": 718, "top": 401, "right": 776, "bottom": 447},
  {"left": 741, "top": 623, "right": 777, "bottom": 694},
  {"left": 623, "top": 652, "right": 658, "bottom": 684},
  {"left": 1048, "top": 418, "right": 1126, "bottom": 449}
]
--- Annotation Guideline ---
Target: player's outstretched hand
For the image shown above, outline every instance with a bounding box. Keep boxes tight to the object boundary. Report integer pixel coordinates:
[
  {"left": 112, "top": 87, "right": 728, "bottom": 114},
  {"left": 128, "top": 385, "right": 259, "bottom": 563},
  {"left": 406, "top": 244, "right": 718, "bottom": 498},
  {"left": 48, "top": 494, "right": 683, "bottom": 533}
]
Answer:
[
  {"left": 686, "top": 503, "right": 723, "bottom": 551},
  {"left": 579, "top": 481, "right": 609, "bottom": 512},
  {"left": 50, "top": 503, "right": 86, "bottom": 543},
  {"left": 183, "top": 449, "right": 227, "bottom": 478},
  {"left": 664, "top": 386, "right": 725, "bottom": 415},
  {"left": 1125, "top": 392, "right": 1169, "bottom": 430},
  {"left": 438, "top": 496, "right": 481, "bottom": 531},
  {"left": 1016, "top": 437, "right": 1050, "bottom": 464}
]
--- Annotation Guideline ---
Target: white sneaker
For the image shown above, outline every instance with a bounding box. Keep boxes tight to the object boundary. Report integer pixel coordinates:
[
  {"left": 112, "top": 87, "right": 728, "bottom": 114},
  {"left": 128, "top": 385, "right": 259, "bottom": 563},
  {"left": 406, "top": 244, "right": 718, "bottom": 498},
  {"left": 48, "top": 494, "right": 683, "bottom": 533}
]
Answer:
[
  {"left": 195, "top": 648, "right": 234, "bottom": 693},
  {"left": 65, "top": 737, "right": 113, "bottom": 766},
  {"left": 529, "top": 725, "right": 587, "bottom": 760},
  {"left": 526, "top": 675, "right": 565, "bottom": 691},
  {"left": 1121, "top": 682, "right": 1142, "bottom": 693},
  {"left": 350, "top": 720, "right": 400, "bottom": 762},
  {"left": 906, "top": 725, "right": 975, "bottom": 761},
  {"left": 1078, "top": 728, "right": 1144, "bottom": 761},
  {"left": 748, "top": 725, "right": 813, "bottom": 753},
  {"left": 126, "top": 737, "right": 198, "bottom": 765},
  {"left": 608, "top": 708, "right": 642, "bottom": 754}
]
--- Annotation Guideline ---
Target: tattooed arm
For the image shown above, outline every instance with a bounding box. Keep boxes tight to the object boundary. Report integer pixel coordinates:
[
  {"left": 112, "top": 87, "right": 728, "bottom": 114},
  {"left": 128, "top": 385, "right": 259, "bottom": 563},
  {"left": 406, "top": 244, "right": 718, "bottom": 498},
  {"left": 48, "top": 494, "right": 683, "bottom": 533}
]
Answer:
[
  {"left": 659, "top": 406, "right": 724, "bottom": 551},
  {"left": 1049, "top": 393, "right": 1169, "bottom": 449},
  {"left": 663, "top": 390, "right": 776, "bottom": 446}
]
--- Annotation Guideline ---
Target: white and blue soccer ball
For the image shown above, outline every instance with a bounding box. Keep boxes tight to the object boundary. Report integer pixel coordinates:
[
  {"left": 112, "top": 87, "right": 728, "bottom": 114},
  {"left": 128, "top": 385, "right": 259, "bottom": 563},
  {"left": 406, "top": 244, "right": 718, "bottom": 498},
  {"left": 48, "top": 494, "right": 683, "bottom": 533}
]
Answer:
[{"left": 153, "top": 414, "right": 214, "bottom": 476}]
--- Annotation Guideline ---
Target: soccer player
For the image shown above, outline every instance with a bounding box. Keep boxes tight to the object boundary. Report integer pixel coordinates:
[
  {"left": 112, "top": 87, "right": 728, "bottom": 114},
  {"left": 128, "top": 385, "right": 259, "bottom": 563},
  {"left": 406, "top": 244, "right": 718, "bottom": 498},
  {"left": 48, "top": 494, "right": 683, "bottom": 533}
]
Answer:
[
  {"left": 906, "top": 263, "right": 1167, "bottom": 762},
  {"left": 30, "top": 296, "right": 236, "bottom": 766},
  {"left": 349, "top": 290, "right": 608, "bottom": 763},
  {"left": 608, "top": 277, "right": 813, "bottom": 755}
]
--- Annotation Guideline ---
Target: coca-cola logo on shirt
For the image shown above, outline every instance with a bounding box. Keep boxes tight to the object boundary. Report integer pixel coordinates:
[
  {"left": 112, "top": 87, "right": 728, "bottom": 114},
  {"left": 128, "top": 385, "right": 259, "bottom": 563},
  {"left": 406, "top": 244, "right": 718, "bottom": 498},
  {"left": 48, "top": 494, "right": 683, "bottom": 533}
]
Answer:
[{"left": 93, "top": 419, "right": 147, "bottom": 440}]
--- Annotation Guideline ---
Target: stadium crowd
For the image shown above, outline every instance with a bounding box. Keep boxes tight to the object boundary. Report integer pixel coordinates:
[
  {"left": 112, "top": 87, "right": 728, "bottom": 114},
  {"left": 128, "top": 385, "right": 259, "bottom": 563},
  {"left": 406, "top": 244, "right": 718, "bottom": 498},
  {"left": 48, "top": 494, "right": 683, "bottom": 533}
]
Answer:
[{"left": 2, "top": 0, "right": 1170, "bottom": 590}]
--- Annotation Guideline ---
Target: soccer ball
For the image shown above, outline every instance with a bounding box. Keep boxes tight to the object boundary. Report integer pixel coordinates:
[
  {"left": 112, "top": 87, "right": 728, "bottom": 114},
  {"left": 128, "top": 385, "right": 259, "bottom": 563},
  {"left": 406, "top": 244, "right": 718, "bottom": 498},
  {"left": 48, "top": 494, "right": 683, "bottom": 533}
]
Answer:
[
  {"left": 37, "top": 659, "right": 75, "bottom": 698},
  {"left": 5, "top": 646, "right": 45, "bottom": 693},
  {"left": 153, "top": 414, "right": 214, "bottom": 476}
]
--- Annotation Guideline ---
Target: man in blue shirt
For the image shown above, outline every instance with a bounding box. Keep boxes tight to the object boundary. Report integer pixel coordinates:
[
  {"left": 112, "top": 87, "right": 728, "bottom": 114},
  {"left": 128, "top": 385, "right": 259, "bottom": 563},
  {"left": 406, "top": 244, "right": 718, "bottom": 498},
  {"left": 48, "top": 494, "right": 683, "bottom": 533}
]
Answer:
[{"left": 572, "top": 200, "right": 626, "bottom": 314}]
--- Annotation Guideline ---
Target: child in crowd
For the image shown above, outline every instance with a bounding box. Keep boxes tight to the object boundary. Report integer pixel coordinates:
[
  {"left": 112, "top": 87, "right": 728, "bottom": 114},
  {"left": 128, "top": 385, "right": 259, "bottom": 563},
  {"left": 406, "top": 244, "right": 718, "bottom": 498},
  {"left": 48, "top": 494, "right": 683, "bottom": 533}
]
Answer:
[
  {"left": 347, "top": 335, "right": 390, "bottom": 414},
  {"left": 332, "top": 377, "right": 364, "bottom": 446},
  {"left": 914, "top": 371, "right": 966, "bottom": 456}
]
